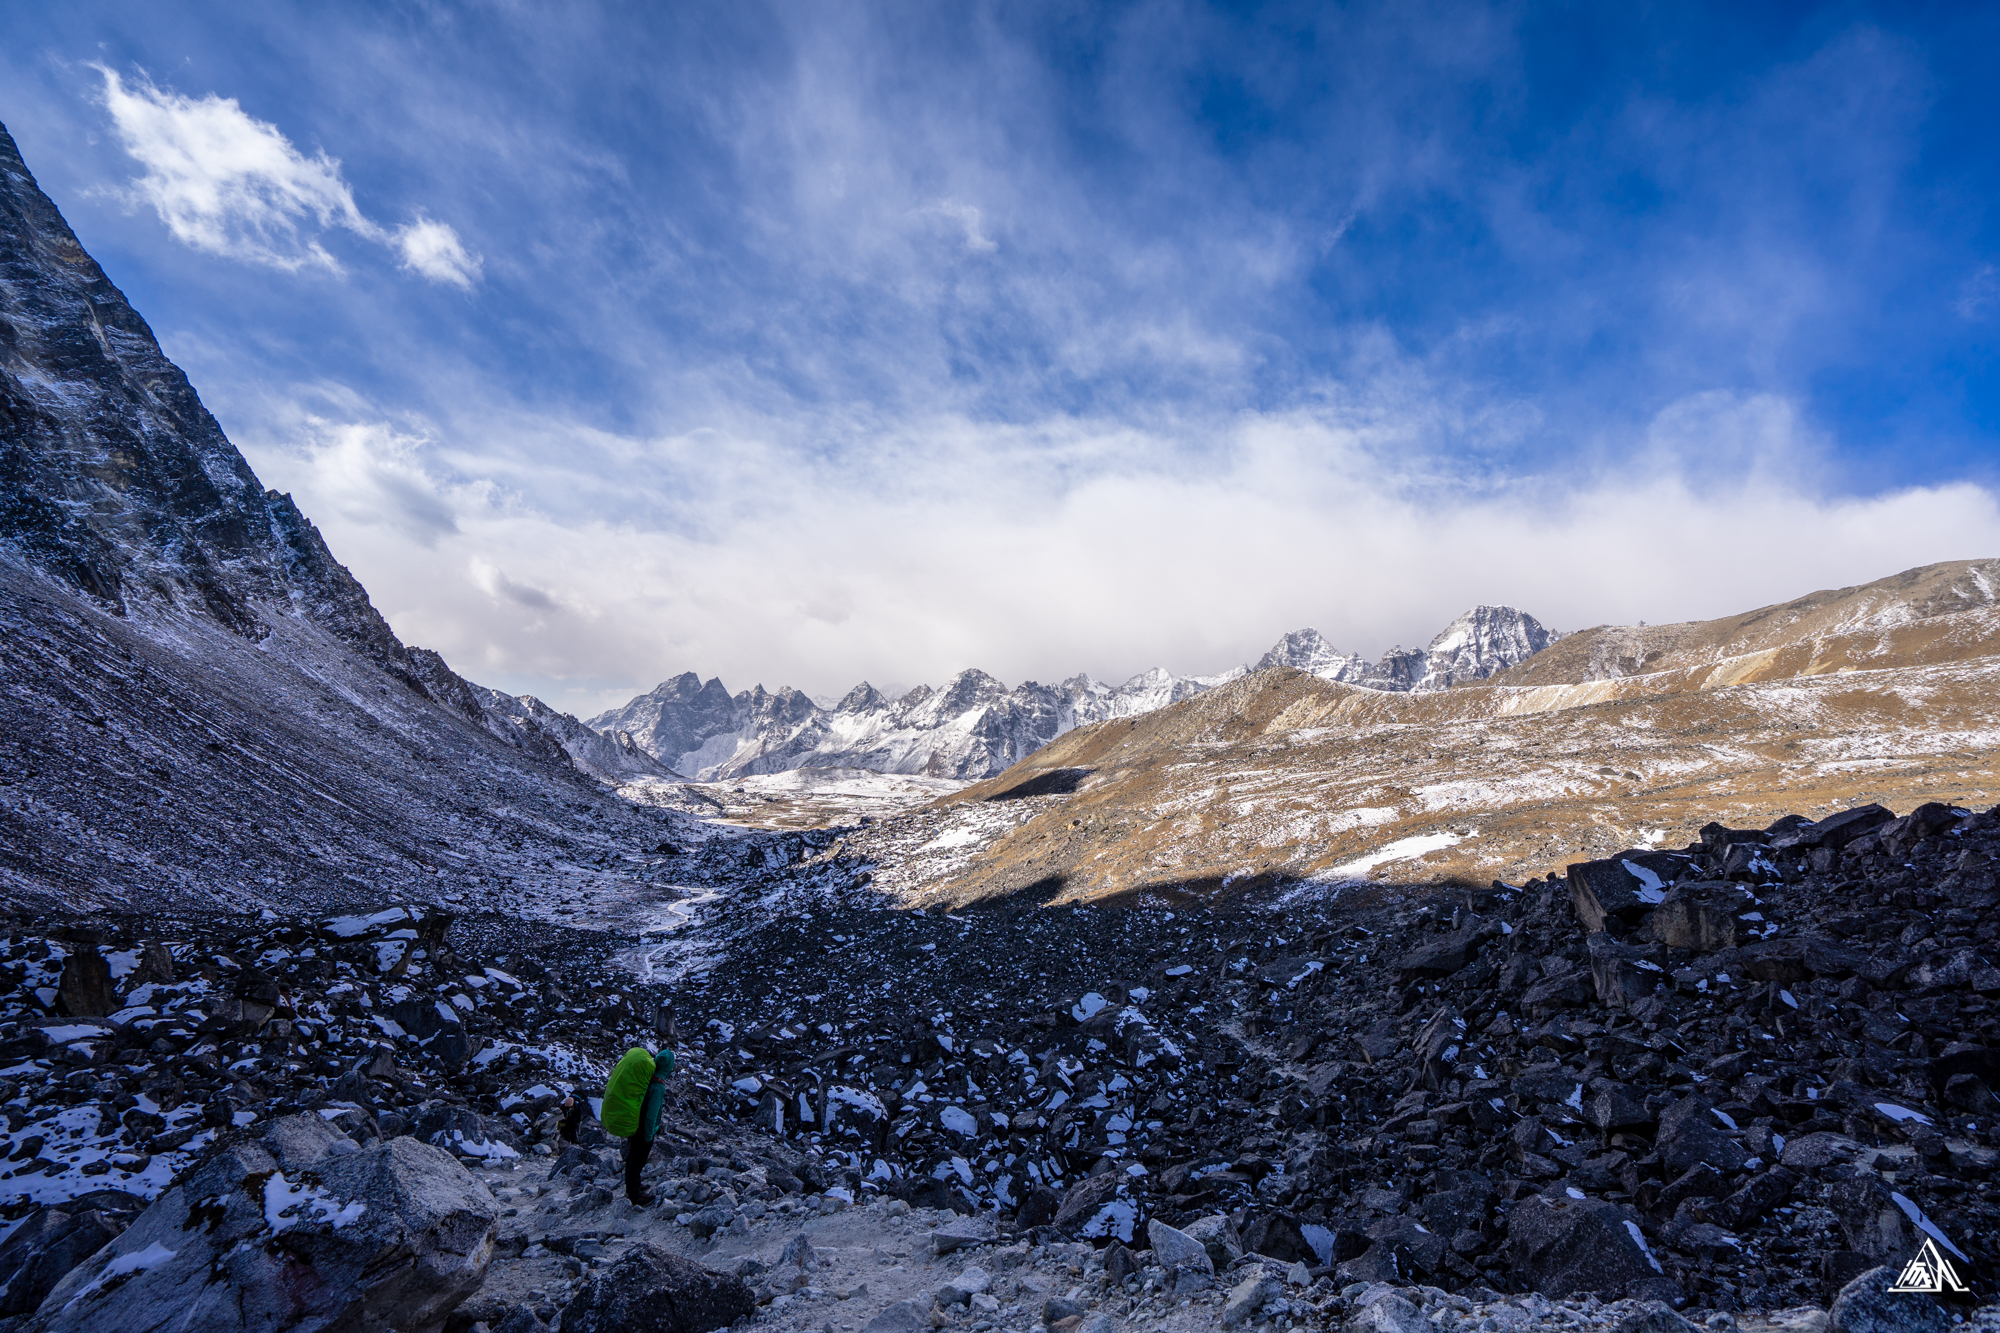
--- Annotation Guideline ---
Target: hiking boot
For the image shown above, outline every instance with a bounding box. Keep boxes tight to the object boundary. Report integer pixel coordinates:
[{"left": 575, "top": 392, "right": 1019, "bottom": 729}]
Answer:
[{"left": 628, "top": 1188, "right": 655, "bottom": 1207}]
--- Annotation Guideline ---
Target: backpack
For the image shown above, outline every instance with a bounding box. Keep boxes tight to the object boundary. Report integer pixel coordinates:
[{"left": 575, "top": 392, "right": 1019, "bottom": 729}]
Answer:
[{"left": 600, "top": 1047, "right": 656, "bottom": 1137}]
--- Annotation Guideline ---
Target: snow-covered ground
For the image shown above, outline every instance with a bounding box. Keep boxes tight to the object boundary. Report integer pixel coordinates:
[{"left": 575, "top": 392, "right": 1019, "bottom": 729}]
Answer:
[{"left": 617, "top": 769, "right": 967, "bottom": 829}]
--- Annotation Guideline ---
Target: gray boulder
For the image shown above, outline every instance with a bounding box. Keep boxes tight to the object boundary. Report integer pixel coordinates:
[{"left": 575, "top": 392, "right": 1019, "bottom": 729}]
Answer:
[
  {"left": 1146, "top": 1219, "right": 1214, "bottom": 1274},
  {"left": 1828, "top": 1264, "right": 1950, "bottom": 1333},
  {"left": 864, "top": 1301, "right": 929, "bottom": 1333},
  {"left": 32, "top": 1115, "right": 497, "bottom": 1333},
  {"left": 1183, "top": 1212, "right": 1245, "bottom": 1269},
  {"left": 558, "top": 1242, "right": 755, "bottom": 1333},
  {"left": 930, "top": 1215, "right": 997, "bottom": 1255},
  {"left": 1344, "top": 1287, "right": 1431, "bottom": 1333},
  {"left": 1221, "top": 1273, "right": 1280, "bottom": 1328}
]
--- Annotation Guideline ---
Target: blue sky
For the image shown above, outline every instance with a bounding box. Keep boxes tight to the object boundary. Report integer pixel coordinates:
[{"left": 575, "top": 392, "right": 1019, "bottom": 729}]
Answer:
[{"left": 5, "top": 1, "right": 1998, "bottom": 712}]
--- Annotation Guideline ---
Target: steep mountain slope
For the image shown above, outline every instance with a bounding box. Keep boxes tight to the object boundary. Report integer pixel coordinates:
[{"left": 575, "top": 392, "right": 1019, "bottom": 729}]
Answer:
[
  {"left": 898, "top": 562, "right": 2000, "bottom": 906},
  {"left": 0, "top": 121, "right": 686, "bottom": 918},
  {"left": 592, "top": 607, "right": 1555, "bottom": 783},
  {"left": 1485, "top": 561, "right": 1999, "bottom": 687}
]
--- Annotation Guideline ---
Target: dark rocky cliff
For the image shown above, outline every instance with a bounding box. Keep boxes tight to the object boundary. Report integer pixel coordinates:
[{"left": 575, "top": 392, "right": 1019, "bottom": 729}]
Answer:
[{"left": 0, "top": 120, "right": 683, "bottom": 916}]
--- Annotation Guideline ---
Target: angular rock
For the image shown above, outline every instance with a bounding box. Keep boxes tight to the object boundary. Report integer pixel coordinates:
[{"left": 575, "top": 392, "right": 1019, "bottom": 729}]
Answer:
[
  {"left": 1587, "top": 931, "right": 1659, "bottom": 1008},
  {"left": 1503, "top": 1195, "right": 1665, "bottom": 1300},
  {"left": 1183, "top": 1213, "right": 1245, "bottom": 1270},
  {"left": 1051, "top": 1174, "right": 1122, "bottom": 1234},
  {"left": 1648, "top": 882, "right": 1745, "bottom": 952},
  {"left": 559, "top": 1242, "right": 755, "bottom": 1333},
  {"left": 1569, "top": 859, "right": 1662, "bottom": 933},
  {"left": 1221, "top": 1273, "right": 1280, "bottom": 1328},
  {"left": 1343, "top": 1287, "right": 1431, "bottom": 1333},
  {"left": 1043, "top": 1295, "right": 1090, "bottom": 1324},
  {"left": 1707, "top": 1166, "right": 1797, "bottom": 1231},
  {"left": 1240, "top": 1211, "right": 1312, "bottom": 1264},
  {"left": 1813, "top": 805, "right": 1895, "bottom": 851},
  {"left": 1146, "top": 1219, "right": 1214, "bottom": 1274},
  {"left": 35, "top": 1115, "right": 497, "bottom": 1333},
  {"left": 1827, "top": 1264, "right": 1951, "bottom": 1333},
  {"left": 0, "top": 1206, "right": 129, "bottom": 1316},
  {"left": 1521, "top": 969, "right": 1593, "bottom": 1015},
  {"left": 1655, "top": 1094, "right": 1747, "bottom": 1175},
  {"left": 930, "top": 1215, "right": 997, "bottom": 1255},
  {"left": 55, "top": 946, "right": 117, "bottom": 1018},
  {"left": 936, "top": 1265, "right": 991, "bottom": 1306},
  {"left": 1396, "top": 924, "right": 1487, "bottom": 979}
]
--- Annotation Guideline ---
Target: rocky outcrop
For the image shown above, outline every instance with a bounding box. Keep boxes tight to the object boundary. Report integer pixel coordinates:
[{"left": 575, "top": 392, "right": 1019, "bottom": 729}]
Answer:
[
  {"left": 557, "top": 1243, "right": 755, "bottom": 1333},
  {"left": 0, "top": 120, "right": 696, "bottom": 915},
  {"left": 30, "top": 1115, "right": 496, "bottom": 1332},
  {"left": 1255, "top": 606, "right": 1558, "bottom": 692}
]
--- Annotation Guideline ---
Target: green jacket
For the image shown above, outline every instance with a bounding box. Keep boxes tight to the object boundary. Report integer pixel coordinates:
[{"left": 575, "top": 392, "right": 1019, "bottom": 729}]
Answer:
[{"left": 637, "top": 1047, "right": 675, "bottom": 1142}]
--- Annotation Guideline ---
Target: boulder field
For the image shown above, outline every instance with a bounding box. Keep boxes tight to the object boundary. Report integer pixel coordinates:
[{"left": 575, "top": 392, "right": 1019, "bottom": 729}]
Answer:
[{"left": 1, "top": 799, "right": 1997, "bottom": 1330}]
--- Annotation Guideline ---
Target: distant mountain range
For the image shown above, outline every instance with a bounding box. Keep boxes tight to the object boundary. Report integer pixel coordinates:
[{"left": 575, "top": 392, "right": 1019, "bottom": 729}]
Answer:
[{"left": 585, "top": 606, "right": 1560, "bottom": 782}]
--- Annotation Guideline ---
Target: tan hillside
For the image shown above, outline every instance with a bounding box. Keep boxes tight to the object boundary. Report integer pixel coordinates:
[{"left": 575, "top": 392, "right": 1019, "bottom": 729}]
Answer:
[
  {"left": 1483, "top": 558, "right": 2000, "bottom": 686},
  {"left": 900, "top": 560, "right": 2000, "bottom": 908}
]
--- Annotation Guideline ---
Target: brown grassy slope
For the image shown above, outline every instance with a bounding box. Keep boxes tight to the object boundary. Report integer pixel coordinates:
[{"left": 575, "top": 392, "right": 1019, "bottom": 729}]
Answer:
[
  {"left": 913, "top": 562, "right": 2000, "bottom": 909},
  {"left": 1483, "top": 557, "right": 2000, "bottom": 687}
]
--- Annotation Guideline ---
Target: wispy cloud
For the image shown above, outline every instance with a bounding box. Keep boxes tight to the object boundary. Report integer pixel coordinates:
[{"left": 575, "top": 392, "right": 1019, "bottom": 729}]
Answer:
[{"left": 93, "top": 65, "right": 480, "bottom": 287}]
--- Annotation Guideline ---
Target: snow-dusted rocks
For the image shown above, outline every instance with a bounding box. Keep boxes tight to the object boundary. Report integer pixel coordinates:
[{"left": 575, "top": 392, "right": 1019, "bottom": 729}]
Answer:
[
  {"left": 1256, "top": 606, "right": 1558, "bottom": 693},
  {"left": 592, "top": 607, "right": 1557, "bottom": 785},
  {"left": 591, "top": 664, "right": 1248, "bottom": 782},
  {"left": 32, "top": 1115, "right": 497, "bottom": 1333}
]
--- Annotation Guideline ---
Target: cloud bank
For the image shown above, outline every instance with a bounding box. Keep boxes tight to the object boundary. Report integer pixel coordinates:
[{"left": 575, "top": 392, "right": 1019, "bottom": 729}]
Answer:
[
  {"left": 95, "top": 66, "right": 480, "bottom": 287},
  {"left": 238, "top": 386, "right": 2000, "bottom": 719}
]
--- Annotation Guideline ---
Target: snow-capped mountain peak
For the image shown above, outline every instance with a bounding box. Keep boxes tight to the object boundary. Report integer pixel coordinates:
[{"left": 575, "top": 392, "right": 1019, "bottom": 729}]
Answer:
[{"left": 591, "top": 607, "right": 1559, "bottom": 785}]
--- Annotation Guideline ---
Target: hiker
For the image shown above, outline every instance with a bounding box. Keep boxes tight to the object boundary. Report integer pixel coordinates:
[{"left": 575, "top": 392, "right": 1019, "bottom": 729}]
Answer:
[{"left": 559, "top": 1045, "right": 676, "bottom": 1205}]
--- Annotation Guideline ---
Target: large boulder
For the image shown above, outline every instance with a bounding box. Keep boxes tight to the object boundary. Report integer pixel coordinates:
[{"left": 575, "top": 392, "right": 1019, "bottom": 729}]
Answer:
[
  {"left": 1568, "top": 857, "right": 1669, "bottom": 932},
  {"left": 1502, "top": 1195, "right": 1673, "bottom": 1301},
  {"left": 1827, "top": 1264, "right": 1951, "bottom": 1333},
  {"left": 1182, "top": 1213, "right": 1245, "bottom": 1270},
  {"left": 1051, "top": 1174, "right": 1137, "bottom": 1242},
  {"left": 1647, "top": 882, "right": 1745, "bottom": 952},
  {"left": 0, "top": 1199, "right": 139, "bottom": 1316},
  {"left": 559, "top": 1243, "right": 755, "bottom": 1333},
  {"left": 1146, "top": 1220, "right": 1213, "bottom": 1275},
  {"left": 31, "top": 1115, "right": 498, "bottom": 1333}
]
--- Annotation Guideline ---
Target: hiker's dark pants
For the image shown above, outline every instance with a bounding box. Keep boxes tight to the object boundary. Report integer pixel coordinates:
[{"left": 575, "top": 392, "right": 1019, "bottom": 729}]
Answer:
[{"left": 624, "top": 1133, "right": 654, "bottom": 1200}]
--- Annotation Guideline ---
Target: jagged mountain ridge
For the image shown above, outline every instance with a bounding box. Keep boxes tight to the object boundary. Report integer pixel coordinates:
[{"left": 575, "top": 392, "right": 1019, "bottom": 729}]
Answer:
[
  {"left": 0, "top": 120, "right": 685, "bottom": 915},
  {"left": 592, "top": 606, "right": 1556, "bottom": 782},
  {"left": 1256, "top": 604, "right": 1558, "bottom": 691}
]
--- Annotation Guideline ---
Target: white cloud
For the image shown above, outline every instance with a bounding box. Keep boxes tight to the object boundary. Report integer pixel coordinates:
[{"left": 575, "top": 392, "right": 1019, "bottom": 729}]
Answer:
[
  {"left": 94, "top": 66, "right": 368, "bottom": 271},
  {"left": 233, "top": 386, "right": 2000, "bottom": 721},
  {"left": 93, "top": 66, "right": 480, "bottom": 287},
  {"left": 393, "top": 215, "right": 482, "bottom": 289}
]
